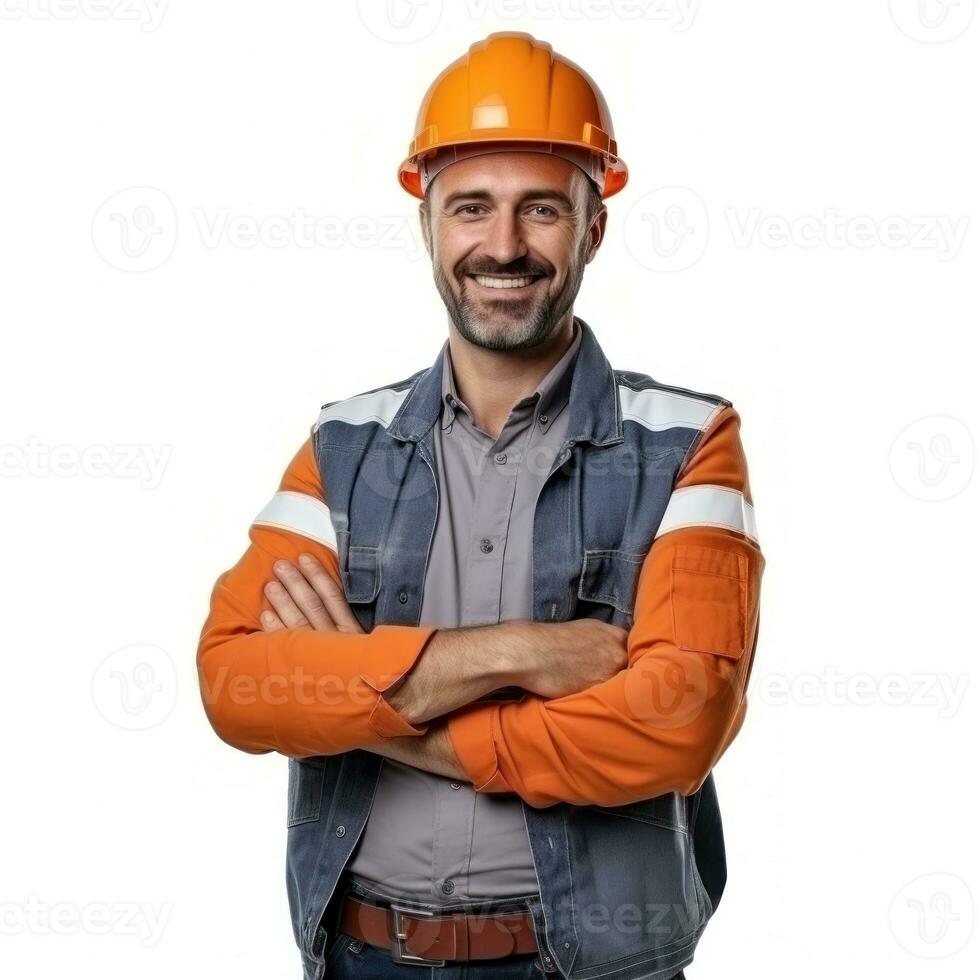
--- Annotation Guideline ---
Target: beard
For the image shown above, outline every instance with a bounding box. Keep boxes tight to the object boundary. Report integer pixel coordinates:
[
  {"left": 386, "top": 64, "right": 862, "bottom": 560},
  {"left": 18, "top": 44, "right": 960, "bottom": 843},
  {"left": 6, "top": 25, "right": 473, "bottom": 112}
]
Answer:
[{"left": 432, "top": 234, "right": 590, "bottom": 353}]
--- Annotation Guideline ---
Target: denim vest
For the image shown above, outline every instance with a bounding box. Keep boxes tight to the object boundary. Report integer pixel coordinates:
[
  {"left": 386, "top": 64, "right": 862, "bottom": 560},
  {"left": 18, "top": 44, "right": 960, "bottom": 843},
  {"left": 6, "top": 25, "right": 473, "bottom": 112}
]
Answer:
[{"left": 288, "top": 319, "right": 732, "bottom": 980}]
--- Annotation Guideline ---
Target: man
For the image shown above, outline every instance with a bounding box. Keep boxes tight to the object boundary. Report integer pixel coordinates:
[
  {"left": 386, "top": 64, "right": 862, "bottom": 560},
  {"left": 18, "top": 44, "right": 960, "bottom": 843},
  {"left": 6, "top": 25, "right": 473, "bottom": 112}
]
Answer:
[{"left": 198, "top": 32, "right": 764, "bottom": 980}]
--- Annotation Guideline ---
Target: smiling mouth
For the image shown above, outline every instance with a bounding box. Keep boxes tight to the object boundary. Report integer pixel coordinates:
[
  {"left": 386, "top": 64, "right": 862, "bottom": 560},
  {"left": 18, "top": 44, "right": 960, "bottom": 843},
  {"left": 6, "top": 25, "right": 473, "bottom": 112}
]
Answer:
[{"left": 466, "top": 273, "right": 547, "bottom": 291}]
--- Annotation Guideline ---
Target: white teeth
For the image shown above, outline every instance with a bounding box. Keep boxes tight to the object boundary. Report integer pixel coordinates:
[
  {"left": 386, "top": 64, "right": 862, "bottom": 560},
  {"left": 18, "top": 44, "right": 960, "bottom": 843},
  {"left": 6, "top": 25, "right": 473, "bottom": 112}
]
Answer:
[{"left": 472, "top": 275, "right": 537, "bottom": 289}]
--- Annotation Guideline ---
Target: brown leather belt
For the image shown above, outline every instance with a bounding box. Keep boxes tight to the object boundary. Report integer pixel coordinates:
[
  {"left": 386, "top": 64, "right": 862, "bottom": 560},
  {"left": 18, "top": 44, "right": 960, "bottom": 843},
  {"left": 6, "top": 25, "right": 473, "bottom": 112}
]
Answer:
[{"left": 338, "top": 892, "right": 540, "bottom": 965}]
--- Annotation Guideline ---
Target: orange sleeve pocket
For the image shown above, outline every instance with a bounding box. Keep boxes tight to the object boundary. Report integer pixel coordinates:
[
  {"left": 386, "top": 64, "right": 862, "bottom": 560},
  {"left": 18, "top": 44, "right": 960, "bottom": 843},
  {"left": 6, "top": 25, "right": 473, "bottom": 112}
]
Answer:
[{"left": 670, "top": 544, "right": 748, "bottom": 660}]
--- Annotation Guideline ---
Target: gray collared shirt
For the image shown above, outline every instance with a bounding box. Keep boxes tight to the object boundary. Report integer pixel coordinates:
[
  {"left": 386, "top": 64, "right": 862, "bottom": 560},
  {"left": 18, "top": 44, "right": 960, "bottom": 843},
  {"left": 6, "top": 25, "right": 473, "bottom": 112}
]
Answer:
[{"left": 346, "top": 319, "right": 583, "bottom": 904}]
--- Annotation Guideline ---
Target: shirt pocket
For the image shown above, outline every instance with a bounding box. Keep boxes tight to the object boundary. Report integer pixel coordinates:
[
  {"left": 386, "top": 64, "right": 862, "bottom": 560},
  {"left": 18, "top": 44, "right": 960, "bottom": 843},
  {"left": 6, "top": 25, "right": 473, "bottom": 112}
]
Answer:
[{"left": 670, "top": 544, "right": 748, "bottom": 659}]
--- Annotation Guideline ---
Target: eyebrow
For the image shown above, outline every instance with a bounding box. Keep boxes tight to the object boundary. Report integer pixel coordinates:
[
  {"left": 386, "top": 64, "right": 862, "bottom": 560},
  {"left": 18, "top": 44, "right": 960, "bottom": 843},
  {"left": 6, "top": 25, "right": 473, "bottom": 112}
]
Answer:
[{"left": 440, "top": 188, "right": 577, "bottom": 212}]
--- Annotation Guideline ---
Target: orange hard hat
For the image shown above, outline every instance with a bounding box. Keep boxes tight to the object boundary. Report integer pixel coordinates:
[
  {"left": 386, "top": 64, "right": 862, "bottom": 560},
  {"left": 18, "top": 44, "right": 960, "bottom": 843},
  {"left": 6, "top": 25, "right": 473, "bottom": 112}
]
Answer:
[{"left": 398, "top": 32, "right": 628, "bottom": 201}]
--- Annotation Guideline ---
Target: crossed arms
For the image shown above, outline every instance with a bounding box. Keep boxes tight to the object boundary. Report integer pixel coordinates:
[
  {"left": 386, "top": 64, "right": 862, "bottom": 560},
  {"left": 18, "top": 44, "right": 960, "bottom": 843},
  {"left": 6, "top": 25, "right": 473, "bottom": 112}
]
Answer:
[{"left": 196, "top": 405, "right": 764, "bottom": 808}]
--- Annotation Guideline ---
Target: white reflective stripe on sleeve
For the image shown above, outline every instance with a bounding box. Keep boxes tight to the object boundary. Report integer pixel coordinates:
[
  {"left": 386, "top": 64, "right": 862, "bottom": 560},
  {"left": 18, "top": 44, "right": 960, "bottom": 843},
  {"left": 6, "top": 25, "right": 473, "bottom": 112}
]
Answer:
[
  {"left": 618, "top": 385, "right": 720, "bottom": 433},
  {"left": 655, "top": 485, "right": 758, "bottom": 543},
  {"left": 315, "top": 386, "right": 410, "bottom": 430},
  {"left": 251, "top": 491, "right": 338, "bottom": 550}
]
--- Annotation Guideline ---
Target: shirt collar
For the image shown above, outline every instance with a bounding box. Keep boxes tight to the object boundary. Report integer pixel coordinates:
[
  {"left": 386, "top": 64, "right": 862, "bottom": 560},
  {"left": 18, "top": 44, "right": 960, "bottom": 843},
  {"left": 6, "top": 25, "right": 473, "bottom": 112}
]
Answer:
[
  {"left": 386, "top": 315, "right": 622, "bottom": 449},
  {"left": 439, "top": 318, "right": 583, "bottom": 433}
]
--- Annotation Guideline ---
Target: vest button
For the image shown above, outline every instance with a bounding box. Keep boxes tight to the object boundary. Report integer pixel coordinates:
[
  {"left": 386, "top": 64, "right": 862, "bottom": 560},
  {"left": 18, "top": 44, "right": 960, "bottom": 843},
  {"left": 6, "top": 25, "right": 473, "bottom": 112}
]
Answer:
[
  {"left": 398, "top": 592, "right": 409, "bottom": 604},
  {"left": 335, "top": 825, "right": 346, "bottom": 838}
]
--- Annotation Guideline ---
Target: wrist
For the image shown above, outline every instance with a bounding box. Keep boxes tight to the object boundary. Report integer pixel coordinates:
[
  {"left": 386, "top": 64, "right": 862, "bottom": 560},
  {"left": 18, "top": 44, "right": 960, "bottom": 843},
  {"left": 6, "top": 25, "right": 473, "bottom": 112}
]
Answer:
[{"left": 492, "top": 621, "right": 539, "bottom": 690}]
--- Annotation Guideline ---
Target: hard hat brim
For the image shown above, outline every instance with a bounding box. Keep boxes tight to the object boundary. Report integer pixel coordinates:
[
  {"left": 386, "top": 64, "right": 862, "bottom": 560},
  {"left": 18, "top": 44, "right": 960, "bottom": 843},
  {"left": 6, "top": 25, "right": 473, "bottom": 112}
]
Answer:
[{"left": 398, "top": 137, "right": 628, "bottom": 201}]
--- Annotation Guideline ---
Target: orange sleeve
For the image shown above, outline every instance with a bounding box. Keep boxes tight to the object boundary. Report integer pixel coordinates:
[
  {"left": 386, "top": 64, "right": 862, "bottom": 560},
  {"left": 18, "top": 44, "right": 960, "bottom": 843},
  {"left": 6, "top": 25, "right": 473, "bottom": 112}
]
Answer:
[
  {"left": 196, "top": 435, "right": 439, "bottom": 758},
  {"left": 446, "top": 405, "right": 764, "bottom": 808}
]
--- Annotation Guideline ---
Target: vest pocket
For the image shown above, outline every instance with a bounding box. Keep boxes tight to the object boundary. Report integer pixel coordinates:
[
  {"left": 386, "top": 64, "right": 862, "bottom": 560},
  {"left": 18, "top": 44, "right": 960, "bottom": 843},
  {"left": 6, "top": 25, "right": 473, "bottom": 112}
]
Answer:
[
  {"left": 342, "top": 544, "right": 382, "bottom": 604},
  {"left": 577, "top": 548, "right": 646, "bottom": 621},
  {"left": 287, "top": 757, "right": 327, "bottom": 827}
]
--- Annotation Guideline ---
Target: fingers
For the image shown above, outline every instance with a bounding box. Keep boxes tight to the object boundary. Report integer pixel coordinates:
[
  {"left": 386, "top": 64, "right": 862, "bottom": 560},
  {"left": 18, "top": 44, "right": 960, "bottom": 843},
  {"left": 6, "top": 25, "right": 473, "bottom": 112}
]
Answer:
[
  {"left": 260, "top": 608, "right": 287, "bottom": 633},
  {"left": 267, "top": 559, "right": 337, "bottom": 632},
  {"left": 297, "top": 553, "right": 365, "bottom": 634},
  {"left": 263, "top": 577, "right": 316, "bottom": 630},
  {"left": 261, "top": 556, "right": 366, "bottom": 635}
]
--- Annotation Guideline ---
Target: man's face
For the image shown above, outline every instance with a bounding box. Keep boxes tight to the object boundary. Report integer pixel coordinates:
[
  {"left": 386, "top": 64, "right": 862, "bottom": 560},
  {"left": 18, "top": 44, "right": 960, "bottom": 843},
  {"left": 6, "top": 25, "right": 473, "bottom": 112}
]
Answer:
[{"left": 420, "top": 151, "right": 606, "bottom": 352}]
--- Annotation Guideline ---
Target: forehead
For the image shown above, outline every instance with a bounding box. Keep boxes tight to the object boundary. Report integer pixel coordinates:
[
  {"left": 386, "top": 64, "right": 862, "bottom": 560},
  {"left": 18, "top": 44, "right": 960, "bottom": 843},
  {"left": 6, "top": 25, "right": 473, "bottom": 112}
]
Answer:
[{"left": 429, "top": 150, "right": 583, "bottom": 202}]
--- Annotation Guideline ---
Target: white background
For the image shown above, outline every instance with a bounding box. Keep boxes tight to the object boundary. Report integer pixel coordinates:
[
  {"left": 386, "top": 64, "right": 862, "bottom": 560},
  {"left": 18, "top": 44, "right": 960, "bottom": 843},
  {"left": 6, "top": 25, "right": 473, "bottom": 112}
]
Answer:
[{"left": 2, "top": 1, "right": 978, "bottom": 977}]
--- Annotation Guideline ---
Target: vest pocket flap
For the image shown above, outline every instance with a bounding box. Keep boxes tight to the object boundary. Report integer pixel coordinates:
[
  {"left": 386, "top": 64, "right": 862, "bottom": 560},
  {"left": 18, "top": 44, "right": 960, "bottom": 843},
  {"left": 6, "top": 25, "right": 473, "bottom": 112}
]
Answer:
[
  {"left": 587, "top": 791, "right": 689, "bottom": 834},
  {"left": 671, "top": 544, "right": 748, "bottom": 660},
  {"left": 342, "top": 545, "right": 381, "bottom": 603},
  {"left": 578, "top": 548, "right": 646, "bottom": 615},
  {"left": 287, "top": 757, "right": 326, "bottom": 828}
]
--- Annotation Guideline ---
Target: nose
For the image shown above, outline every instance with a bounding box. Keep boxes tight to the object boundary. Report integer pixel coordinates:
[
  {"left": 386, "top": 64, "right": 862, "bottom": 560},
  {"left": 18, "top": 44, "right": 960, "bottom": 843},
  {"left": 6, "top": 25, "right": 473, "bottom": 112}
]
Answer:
[{"left": 481, "top": 210, "right": 527, "bottom": 267}]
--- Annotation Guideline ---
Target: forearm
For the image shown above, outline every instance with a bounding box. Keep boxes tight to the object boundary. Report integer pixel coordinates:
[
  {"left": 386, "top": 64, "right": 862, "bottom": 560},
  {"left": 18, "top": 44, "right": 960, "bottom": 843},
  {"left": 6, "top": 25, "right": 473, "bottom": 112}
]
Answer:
[
  {"left": 199, "top": 547, "right": 531, "bottom": 756},
  {"left": 199, "top": 570, "right": 528, "bottom": 756},
  {"left": 384, "top": 620, "right": 529, "bottom": 725},
  {"left": 198, "top": 581, "right": 439, "bottom": 757},
  {"left": 447, "top": 527, "right": 764, "bottom": 808},
  {"left": 447, "top": 648, "right": 748, "bottom": 808},
  {"left": 365, "top": 722, "right": 466, "bottom": 780}
]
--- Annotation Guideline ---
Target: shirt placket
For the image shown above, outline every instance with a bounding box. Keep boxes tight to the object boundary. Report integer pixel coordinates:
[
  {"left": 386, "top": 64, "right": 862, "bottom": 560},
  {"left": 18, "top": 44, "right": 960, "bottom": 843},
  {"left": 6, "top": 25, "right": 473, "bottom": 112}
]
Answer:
[
  {"left": 430, "top": 403, "right": 538, "bottom": 901},
  {"left": 460, "top": 406, "right": 537, "bottom": 628}
]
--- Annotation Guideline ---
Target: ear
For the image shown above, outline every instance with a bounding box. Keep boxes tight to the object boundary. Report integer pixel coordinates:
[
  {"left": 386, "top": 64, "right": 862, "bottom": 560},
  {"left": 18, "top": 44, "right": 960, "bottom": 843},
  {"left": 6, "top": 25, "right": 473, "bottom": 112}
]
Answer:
[
  {"left": 585, "top": 205, "right": 608, "bottom": 264},
  {"left": 418, "top": 203, "right": 433, "bottom": 259}
]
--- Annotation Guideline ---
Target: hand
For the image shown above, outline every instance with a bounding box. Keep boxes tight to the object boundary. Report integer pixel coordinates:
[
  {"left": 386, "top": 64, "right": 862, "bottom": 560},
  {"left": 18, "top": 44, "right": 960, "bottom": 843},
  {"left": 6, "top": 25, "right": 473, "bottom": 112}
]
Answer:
[
  {"left": 260, "top": 554, "right": 364, "bottom": 634},
  {"left": 510, "top": 619, "right": 629, "bottom": 700}
]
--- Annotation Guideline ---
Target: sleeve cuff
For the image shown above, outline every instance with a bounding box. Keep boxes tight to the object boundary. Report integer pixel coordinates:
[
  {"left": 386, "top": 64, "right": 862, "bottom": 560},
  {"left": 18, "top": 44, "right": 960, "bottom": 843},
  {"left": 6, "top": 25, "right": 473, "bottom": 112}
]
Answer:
[
  {"left": 447, "top": 703, "right": 511, "bottom": 793},
  {"left": 358, "top": 625, "right": 438, "bottom": 739}
]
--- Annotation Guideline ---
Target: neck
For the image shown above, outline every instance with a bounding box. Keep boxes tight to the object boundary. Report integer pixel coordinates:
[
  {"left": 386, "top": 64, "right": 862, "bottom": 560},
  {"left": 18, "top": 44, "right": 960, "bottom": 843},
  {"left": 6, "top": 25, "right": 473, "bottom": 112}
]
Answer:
[{"left": 446, "top": 312, "right": 577, "bottom": 439}]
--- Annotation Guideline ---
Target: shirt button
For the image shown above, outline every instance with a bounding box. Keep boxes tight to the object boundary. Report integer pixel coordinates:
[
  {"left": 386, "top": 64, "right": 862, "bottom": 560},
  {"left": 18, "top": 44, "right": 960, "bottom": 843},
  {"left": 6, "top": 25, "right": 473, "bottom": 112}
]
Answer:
[
  {"left": 479, "top": 538, "right": 493, "bottom": 554},
  {"left": 494, "top": 452, "right": 507, "bottom": 464},
  {"left": 335, "top": 825, "right": 346, "bottom": 838},
  {"left": 398, "top": 592, "right": 408, "bottom": 604},
  {"left": 441, "top": 880, "right": 456, "bottom": 895},
  {"left": 450, "top": 781, "right": 461, "bottom": 790}
]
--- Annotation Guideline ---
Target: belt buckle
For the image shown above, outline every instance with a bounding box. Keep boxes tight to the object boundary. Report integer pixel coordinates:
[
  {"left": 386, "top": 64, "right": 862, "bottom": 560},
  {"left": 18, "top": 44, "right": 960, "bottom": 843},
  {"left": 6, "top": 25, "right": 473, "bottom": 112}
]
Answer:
[{"left": 389, "top": 903, "right": 447, "bottom": 967}]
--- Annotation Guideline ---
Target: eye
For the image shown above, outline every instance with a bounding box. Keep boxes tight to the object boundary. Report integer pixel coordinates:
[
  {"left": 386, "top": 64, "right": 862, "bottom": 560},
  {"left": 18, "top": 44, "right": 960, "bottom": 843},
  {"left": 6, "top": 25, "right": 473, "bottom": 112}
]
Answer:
[
  {"left": 457, "top": 204, "right": 487, "bottom": 217},
  {"left": 527, "top": 205, "right": 559, "bottom": 220}
]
